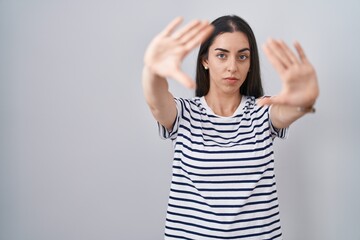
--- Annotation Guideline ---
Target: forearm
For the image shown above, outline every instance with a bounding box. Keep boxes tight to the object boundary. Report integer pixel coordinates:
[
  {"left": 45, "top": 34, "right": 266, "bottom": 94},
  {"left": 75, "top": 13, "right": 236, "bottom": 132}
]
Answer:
[
  {"left": 269, "top": 104, "right": 314, "bottom": 129},
  {"left": 142, "top": 66, "right": 176, "bottom": 130}
]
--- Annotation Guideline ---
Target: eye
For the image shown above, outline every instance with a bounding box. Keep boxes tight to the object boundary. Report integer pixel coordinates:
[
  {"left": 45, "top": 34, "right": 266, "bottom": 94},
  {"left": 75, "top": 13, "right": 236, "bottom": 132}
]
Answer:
[
  {"left": 238, "top": 55, "right": 249, "bottom": 61},
  {"left": 216, "top": 53, "right": 226, "bottom": 59}
]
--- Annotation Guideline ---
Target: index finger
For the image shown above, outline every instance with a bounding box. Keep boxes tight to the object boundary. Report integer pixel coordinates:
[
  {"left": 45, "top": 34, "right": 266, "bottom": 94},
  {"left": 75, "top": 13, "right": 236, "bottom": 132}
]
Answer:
[
  {"left": 159, "top": 17, "right": 183, "bottom": 37},
  {"left": 262, "top": 40, "right": 286, "bottom": 74},
  {"left": 294, "top": 41, "right": 308, "bottom": 63}
]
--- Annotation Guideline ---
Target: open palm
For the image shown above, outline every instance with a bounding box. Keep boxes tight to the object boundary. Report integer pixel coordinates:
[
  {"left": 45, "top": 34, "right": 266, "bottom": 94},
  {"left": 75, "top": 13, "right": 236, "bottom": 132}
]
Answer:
[
  {"left": 259, "top": 39, "right": 319, "bottom": 108},
  {"left": 144, "top": 17, "right": 214, "bottom": 88}
]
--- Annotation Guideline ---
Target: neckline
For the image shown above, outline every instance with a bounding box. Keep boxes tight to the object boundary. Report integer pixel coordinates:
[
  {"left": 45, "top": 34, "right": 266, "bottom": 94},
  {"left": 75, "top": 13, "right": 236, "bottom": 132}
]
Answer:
[{"left": 200, "top": 95, "right": 246, "bottom": 118}]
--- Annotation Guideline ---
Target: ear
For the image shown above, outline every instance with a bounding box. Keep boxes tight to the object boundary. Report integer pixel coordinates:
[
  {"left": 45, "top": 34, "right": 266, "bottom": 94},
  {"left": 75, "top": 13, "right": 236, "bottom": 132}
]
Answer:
[{"left": 202, "top": 57, "right": 209, "bottom": 69}]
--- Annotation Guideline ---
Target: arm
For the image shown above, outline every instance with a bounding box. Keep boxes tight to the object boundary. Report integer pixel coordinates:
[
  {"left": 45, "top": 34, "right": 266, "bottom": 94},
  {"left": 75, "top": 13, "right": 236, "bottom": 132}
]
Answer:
[
  {"left": 142, "top": 66, "right": 176, "bottom": 131},
  {"left": 142, "top": 17, "right": 213, "bottom": 131},
  {"left": 258, "top": 39, "right": 319, "bottom": 128},
  {"left": 269, "top": 104, "right": 314, "bottom": 129}
]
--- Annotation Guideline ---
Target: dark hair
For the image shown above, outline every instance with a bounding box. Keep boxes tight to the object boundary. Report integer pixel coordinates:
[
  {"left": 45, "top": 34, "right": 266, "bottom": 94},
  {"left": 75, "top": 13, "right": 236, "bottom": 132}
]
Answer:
[{"left": 195, "top": 15, "right": 263, "bottom": 98}]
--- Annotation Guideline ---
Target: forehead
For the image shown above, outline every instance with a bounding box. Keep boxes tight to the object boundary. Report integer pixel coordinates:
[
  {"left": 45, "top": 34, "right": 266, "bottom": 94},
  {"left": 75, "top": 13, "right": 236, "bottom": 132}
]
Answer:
[{"left": 210, "top": 31, "right": 250, "bottom": 50}]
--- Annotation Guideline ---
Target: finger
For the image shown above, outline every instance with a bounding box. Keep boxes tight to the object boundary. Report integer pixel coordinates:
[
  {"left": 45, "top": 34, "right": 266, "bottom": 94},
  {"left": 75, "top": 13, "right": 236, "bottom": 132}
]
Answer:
[
  {"left": 172, "top": 19, "right": 202, "bottom": 40},
  {"left": 172, "top": 70, "right": 196, "bottom": 89},
  {"left": 159, "top": 17, "right": 183, "bottom": 37},
  {"left": 257, "top": 95, "right": 287, "bottom": 106},
  {"left": 266, "top": 39, "right": 293, "bottom": 68},
  {"left": 179, "top": 20, "right": 210, "bottom": 44},
  {"left": 263, "top": 41, "right": 286, "bottom": 74},
  {"left": 278, "top": 40, "right": 300, "bottom": 65},
  {"left": 294, "top": 41, "right": 308, "bottom": 63},
  {"left": 256, "top": 96, "right": 271, "bottom": 107},
  {"left": 184, "top": 24, "right": 214, "bottom": 51}
]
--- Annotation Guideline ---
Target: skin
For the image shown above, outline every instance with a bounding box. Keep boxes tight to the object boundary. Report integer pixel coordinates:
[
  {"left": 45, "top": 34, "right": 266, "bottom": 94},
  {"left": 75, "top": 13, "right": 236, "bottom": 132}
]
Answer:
[
  {"left": 202, "top": 31, "right": 251, "bottom": 117},
  {"left": 142, "top": 17, "right": 319, "bottom": 130}
]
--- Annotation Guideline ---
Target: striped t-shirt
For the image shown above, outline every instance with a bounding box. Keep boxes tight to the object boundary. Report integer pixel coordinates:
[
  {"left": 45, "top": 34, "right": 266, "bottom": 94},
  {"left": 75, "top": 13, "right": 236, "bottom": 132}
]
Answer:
[{"left": 158, "top": 95, "right": 288, "bottom": 240}]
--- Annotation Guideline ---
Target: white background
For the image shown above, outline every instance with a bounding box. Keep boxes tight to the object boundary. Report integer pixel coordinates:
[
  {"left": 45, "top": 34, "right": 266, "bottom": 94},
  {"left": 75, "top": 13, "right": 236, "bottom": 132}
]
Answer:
[{"left": 1, "top": 0, "right": 359, "bottom": 239}]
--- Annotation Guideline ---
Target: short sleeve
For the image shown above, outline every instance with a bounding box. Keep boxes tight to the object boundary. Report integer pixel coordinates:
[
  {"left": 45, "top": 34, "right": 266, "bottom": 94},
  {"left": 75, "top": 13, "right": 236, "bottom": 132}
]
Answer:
[
  {"left": 268, "top": 105, "right": 289, "bottom": 139},
  {"left": 158, "top": 97, "right": 183, "bottom": 140}
]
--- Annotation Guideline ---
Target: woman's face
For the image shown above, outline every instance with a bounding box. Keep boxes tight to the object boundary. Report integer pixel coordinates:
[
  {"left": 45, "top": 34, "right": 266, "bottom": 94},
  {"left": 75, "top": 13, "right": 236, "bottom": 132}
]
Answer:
[{"left": 203, "top": 31, "right": 251, "bottom": 96}]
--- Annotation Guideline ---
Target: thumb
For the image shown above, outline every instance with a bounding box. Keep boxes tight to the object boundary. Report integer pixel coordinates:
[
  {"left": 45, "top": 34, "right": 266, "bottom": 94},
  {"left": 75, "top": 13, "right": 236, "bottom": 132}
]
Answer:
[
  {"left": 257, "top": 95, "right": 287, "bottom": 107},
  {"left": 172, "top": 70, "right": 196, "bottom": 89}
]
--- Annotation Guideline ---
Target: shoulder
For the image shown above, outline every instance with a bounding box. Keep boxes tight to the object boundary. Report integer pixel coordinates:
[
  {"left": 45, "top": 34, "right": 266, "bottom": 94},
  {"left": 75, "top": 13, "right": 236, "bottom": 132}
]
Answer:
[
  {"left": 174, "top": 96, "right": 202, "bottom": 107},
  {"left": 174, "top": 96, "right": 200, "bottom": 103},
  {"left": 173, "top": 97, "right": 206, "bottom": 115},
  {"left": 242, "top": 95, "right": 270, "bottom": 116},
  {"left": 243, "top": 95, "right": 258, "bottom": 111}
]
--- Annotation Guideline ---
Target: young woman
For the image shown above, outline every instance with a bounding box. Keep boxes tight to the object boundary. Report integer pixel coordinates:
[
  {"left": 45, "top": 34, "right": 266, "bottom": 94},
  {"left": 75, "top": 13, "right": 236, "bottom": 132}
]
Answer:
[{"left": 142, "top": 15, "right": 319, "bottom": 240}]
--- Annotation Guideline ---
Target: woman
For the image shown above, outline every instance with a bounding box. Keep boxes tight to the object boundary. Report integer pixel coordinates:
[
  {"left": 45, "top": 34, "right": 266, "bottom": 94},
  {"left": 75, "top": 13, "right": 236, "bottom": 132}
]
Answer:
[{"left": 142, "top": 15, "right": 319, "bottom": 240}]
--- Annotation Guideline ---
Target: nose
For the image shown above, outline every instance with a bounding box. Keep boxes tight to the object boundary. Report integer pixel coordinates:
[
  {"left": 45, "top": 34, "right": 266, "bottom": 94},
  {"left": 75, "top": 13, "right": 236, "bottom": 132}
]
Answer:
[{"left": 227, "top": 57, "right": 238, "bottom": 73}]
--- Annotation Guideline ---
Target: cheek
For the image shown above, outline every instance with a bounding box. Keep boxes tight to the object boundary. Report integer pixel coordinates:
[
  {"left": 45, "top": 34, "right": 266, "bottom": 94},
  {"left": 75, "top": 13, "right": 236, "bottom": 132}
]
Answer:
[
  {"left": 209, "top": 64, "right": 224, "bottom": 75},
  {"left": 241, "top": 63, "right": 251, "bottom": 74}
]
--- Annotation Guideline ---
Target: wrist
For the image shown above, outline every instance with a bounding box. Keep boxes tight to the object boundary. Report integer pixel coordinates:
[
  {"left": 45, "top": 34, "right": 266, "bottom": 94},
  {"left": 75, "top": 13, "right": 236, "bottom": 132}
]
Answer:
[
  {"left": 297, "top": 98, "right": 317, "bottom": 113},
  {"left": 296, "top": 105, "right": 316, "bottom": 113},
  {"left": 143, "top": 65, "right": 164, "bottom": 80}
]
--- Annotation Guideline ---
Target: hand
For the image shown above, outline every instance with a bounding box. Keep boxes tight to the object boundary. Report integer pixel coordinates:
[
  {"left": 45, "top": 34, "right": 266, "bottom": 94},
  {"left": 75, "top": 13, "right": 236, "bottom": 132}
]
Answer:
[
  {"left": 258, "top": 39, "right": 319, "bottom": 108},
  {"left": 143, "top": 17, "right": 214, "bottom": 88}
]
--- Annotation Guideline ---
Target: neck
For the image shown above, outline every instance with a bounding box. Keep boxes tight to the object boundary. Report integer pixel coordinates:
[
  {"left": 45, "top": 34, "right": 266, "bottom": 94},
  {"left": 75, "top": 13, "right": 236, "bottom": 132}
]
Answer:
[{"left": 204, "top": 91, "right": 242, "bottom": 117}]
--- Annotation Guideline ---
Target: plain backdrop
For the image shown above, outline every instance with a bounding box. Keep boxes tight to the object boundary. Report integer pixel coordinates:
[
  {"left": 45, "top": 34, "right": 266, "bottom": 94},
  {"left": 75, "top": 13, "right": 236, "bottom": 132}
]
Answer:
[{"left": 1, "top": 0, "right": 360, "bottom": 239}]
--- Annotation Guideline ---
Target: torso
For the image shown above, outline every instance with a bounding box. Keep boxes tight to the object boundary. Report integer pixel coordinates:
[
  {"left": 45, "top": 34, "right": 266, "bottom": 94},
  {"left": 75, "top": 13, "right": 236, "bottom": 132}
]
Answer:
[{"left": 163, "top": 96, "right": 284, "bottom": 240}]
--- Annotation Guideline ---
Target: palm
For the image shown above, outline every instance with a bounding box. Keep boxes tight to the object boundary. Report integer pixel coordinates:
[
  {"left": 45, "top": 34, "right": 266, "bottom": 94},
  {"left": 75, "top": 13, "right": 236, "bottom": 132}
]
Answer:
[
  {"left": 260, "top": 39, "right": 319, "bottom": 107},
  {"left": 145, "top": 36, "right": 187, "bottom": 79},
  {"left": 144, "top": 17, "right": 214, "bottom": 88}
]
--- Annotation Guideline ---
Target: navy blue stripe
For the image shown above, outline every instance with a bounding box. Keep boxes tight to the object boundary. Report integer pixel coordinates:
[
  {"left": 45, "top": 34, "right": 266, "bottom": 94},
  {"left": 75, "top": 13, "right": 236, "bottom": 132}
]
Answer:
[
  {"left": 264, "top": 232, "right": 282, "bottom": 240},
  {"left": 158, "top": 115, "right": 180, "bottom": 140},
  {"left": 171, "top": 181, "right": 276, "bottom": 192},
  {"left": 166, "top": 217, "right": 280, "bottom": 233},
  {"left": 168, "top": 203, "right": 279, "bottom": 217},
  {"left": 173, "top": 158, "right": 274, "bottom": 171},
  {"left": 170, "top": 188, "right": 277, "bottom": 200},
  {"left": 173, "top": 164, "right": 275, "bottom": 177},
  {"left": 167, "top": 210, "right": 280, "bottom": 225},
  {"left": 158, "top": 124, "right": 167, "bottom": 139},
  {"left": 172, "top": 171, "right": 274, "bottom": 184},
  {"left": 174, "top": 150, "right": 274, "bottom": 162},
  {"left": 175, "top": 140, "right": 273, "bottom": 155},
  {"left": 169, "top": 195, "right": 278, "bottom": 208},
  {"left": 165, "top": 225, "right": 281, "bottom": 239},
  {"left": 271, "top": 123, "right": 287, "bottom": 139},
  {"left": 164, "top": 233, "right": 194, "bottom": 240}
]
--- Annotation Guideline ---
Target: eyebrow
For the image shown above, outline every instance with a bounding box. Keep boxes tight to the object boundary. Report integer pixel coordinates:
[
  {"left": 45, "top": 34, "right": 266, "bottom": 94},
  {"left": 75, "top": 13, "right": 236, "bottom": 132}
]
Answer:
[{"left": 214, "top": 47, "right": 250, "bottom": 53}]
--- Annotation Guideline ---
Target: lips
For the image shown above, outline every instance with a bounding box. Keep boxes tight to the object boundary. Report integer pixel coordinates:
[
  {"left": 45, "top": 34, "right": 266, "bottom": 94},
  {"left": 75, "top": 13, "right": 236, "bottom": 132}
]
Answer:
[
  {"left": 223, "top": 77, "right": 239, "bottom": 85},
  {"left": 225, "top": 77, "right": 239, "bottom": 81}
]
